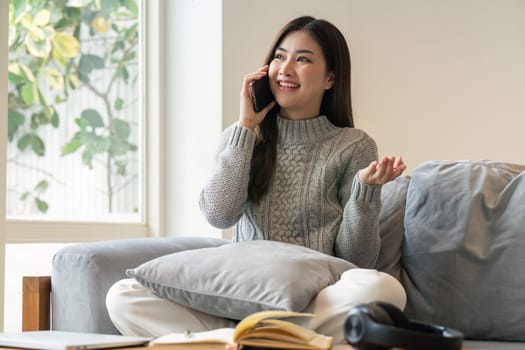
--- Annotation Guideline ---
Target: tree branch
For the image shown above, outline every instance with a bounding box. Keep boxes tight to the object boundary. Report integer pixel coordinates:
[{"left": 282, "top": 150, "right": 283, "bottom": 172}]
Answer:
[{"left": 7, "top": 158, "right": 67, "bottom": 186}]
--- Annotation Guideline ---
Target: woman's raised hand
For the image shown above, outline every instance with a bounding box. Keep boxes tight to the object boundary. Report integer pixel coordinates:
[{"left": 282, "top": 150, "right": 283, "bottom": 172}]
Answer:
[
  {"left": 239, "top": 65, "right": 276, "bottom": 132},
  {"left": 358, "top": 156, "right": 406, "bottom": 185}
]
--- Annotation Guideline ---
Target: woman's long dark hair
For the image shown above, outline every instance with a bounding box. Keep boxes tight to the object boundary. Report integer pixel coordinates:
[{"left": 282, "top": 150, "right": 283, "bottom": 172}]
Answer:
[{"left": 248, "top": 16, "right": 353, "bottom": 204}]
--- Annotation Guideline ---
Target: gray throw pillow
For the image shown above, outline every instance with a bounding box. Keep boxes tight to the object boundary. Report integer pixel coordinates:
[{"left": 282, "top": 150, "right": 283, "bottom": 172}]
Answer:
[
  {"left": 127, "top": 240, "right": 355, "bottom": 320},
  {"left": 402, "top": 160, "right": 525, "bottom": 340}
]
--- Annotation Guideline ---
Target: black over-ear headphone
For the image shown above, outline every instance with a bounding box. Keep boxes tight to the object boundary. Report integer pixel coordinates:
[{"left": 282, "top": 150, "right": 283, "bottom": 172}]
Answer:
[{"left": 344, "top": 302, "right": 464, "bottom": 350}]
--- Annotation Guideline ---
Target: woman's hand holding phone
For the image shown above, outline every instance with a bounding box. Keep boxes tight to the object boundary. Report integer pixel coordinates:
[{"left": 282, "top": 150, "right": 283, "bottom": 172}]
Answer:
[{"left": 239, "top": 65, "right": 276, "bottom": 132}]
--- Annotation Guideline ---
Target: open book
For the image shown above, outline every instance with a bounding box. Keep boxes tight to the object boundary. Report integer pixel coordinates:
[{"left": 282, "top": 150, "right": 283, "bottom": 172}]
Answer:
[{"left": 148, "top": 310, "right": 332, "bottom": 350}]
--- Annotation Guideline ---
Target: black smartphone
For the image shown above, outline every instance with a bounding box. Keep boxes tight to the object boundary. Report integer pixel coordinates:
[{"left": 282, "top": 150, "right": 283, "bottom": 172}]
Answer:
[{"left": 249, "top": 76, "right": 274, "bottom": 112}]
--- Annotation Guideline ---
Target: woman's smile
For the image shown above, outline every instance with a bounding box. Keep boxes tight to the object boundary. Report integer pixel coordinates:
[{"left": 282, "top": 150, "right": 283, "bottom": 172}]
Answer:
[{"left": 277, "top": 79, "right": 300, "bottom": 90}]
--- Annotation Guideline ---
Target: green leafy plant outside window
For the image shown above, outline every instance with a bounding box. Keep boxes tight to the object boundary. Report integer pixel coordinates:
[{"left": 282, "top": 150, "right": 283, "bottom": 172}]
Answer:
[{"left": 8, "top": 0, "right": 139, "bottom": 216}]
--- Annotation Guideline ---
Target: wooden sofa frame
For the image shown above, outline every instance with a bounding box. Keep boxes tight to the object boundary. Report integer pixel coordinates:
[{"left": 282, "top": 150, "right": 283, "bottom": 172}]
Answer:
[{"left": 22, "top": 276, "right": 51, "bottom": 331}]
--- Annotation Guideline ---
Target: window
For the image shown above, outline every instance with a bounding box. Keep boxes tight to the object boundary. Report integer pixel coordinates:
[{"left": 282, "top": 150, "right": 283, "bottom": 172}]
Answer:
[
  {"left": 1, "top": 0, "right": 165, "bottom": 330},
  {"left": 7, "top": 0, "right": 142, "bottom": 223}
]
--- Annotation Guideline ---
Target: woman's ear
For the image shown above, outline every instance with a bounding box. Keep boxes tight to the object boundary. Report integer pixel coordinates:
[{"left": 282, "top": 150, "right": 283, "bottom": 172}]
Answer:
[{"left": 325, "top": 72, "right": 335, "bottom": 90}]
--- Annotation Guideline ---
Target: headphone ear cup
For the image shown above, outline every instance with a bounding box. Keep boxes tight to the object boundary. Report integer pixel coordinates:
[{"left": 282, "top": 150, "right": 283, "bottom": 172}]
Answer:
[
  {"left": 345, "top": 304, "right": 393, "bottom": 350},
  {"left": 374, "top": 302, "right": 409, "bottom": 327},
  {"left": 346, "top": 302, "right": 464, "bottom": 350},
  {"left": 365, "top": 303, "right": 395, "bottom": 325}
]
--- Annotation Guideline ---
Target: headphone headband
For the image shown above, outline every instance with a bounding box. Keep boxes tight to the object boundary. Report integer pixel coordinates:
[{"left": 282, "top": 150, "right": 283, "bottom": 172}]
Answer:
[{"left": 345, "top": 302, "right": 463, "bottom": 350}]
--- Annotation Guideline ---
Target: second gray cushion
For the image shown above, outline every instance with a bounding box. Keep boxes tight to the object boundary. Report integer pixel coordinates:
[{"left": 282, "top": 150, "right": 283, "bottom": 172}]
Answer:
[{"left": 402, "top": 160, "right": 525, "bottom": 340}]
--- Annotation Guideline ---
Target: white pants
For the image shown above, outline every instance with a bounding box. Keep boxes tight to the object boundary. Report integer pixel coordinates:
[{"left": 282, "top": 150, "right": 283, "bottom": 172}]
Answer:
[{"left": 106, "top": 268, "right": 406, "bottom": 344}]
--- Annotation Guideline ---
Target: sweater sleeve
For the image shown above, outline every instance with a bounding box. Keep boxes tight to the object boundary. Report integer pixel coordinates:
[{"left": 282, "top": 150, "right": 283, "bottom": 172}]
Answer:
[
  {"left": 334, "top": 134, "right": 382, "bottom": 268},
  {"left": 199, "top": 124, "right": 256, "bottom": 229}
]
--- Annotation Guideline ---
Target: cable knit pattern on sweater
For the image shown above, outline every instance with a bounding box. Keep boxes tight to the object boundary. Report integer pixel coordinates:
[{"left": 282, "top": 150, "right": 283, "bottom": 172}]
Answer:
[{"left": 199, "top": 115, "right": 382, "bottom": 267}]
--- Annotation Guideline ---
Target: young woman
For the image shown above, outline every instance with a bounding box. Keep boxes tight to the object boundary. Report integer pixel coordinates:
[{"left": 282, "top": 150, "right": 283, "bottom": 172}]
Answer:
[
  {"left": 106, "top": 16, "right": 406, "bottom": 344},
  {"left": 199, "top": 16, "right": 405, "bottom": 268}
]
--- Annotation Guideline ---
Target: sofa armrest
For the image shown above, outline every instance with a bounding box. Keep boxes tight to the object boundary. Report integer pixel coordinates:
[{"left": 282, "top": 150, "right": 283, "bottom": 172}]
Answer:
[
  {"left": 51, "top": 236, "right": 228, "bottom": 334},
  {"left": 22, "top": 276, "right": 51, "bottom": 331}
]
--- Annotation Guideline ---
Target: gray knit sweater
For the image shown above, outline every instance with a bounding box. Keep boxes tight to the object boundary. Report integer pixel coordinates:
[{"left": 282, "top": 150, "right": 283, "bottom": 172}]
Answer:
[{"left": 199, "top": 115, "right": 382, "bottom": 268}]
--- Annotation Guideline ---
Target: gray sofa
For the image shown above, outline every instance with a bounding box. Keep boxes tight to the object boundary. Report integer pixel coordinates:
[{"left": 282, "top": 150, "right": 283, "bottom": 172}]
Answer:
[{"left": 51, "top": 159, "right": 525, "bottom": 349}]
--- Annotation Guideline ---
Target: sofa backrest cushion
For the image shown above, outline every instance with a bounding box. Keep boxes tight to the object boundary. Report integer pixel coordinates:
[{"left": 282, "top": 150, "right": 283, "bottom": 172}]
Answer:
[
  {"left": 401, "top": 160, "right": 525, "bottom": 340},
  {"left": 377, "top": 175, "right": 410, "bottom": 280}
]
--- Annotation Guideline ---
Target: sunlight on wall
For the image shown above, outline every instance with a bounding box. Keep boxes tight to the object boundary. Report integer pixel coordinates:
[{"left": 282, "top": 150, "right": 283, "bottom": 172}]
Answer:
[{"left": 3, "top": 244, "right": 72, "bottom": 332}]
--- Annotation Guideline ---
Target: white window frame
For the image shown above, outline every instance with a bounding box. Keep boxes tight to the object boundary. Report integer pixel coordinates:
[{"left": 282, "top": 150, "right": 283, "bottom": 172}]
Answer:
[
  {"left": 0, "top": 0, "right": 9, "bottom": 333},
  {"left": 3, "top": 0, "right": 166, "bottom": 243}
]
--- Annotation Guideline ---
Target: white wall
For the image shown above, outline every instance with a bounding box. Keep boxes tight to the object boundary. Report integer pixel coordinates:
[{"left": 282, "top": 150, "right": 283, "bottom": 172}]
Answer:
[
  {"left": 165, "top": 0, "right": 525, "bottom": 236},
  {"left": 163, "top": 0, "right": 222, "bottom": 237},
  {"left": 222, "top": 0, "right": 525, "bottom": 172}
]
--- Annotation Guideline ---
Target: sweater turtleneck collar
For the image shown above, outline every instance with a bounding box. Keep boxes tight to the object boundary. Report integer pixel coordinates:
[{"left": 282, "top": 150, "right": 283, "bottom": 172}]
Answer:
[{"left": 277, "top": 115, "right": 341, "bottom": 145}]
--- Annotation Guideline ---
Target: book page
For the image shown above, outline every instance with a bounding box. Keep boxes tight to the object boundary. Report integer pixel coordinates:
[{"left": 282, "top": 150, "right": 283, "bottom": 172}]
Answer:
[
  {"left": 239, "top": 325, "right": 332, "bottom": 350},
  {"left": 239, "top": 327, "right": 309, "bottom": 344},
  {"left": 258, "top": 319, "right": 319, "bottom": 341},
  {"left": 233, "top": 310, "right": 313, "bottom": 341},
  {"left": 240, "top": 337, "right": 330, "bottom": 350}
]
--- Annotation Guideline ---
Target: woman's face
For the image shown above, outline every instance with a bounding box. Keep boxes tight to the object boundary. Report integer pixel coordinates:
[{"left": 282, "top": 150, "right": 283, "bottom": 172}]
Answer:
[{"left": 268, "top": 30, "right": 334, "bottom": 120}]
